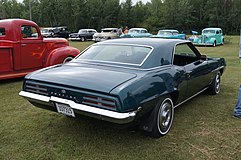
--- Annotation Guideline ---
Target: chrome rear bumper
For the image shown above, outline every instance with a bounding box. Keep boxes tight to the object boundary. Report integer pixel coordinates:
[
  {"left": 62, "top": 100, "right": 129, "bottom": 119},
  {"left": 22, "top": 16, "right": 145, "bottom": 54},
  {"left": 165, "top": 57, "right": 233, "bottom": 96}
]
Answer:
[{"left": 19, "top": 91, "right": 137, "bottom": 124}]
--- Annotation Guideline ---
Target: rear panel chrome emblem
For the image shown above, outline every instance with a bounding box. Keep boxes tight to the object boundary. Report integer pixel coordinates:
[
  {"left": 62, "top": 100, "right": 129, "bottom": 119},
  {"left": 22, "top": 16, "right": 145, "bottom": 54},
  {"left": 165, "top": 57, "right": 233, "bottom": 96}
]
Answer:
[{"left": 61, "top": 89, "right": 66, "bottom": 94}]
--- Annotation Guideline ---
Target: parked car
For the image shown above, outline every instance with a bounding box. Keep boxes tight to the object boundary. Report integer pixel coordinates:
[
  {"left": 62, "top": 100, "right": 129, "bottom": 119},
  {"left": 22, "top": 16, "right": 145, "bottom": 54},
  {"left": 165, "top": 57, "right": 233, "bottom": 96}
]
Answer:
[
  {"left": 69, "top": 29, "right": 97, "bottom": 41},
  {"left": 193, "top": 28, "right": 224, "bottom": 47},
  {"left": 40, "top": 27, "right": 55, "bottom": 38},
  {"left": 188, "top": 31, "right": 198, "bottom": 42},
  {"left": 0, "top": 19, "right": 80, "bottom": 80},
  {"left": 120, "top": 28, "right": 152, "bottom": 38},
  {"left": 151, "top": 29, "right": 186, "bottom": 39},
  {"left": 19, "top": 38, "right": 226, "bottom": 138},
  {"left": 53, "top": 26, "right": 70, "bottom": 39},
  {"left": 93, "top": 28, "right": 120, "bottom": 42}
]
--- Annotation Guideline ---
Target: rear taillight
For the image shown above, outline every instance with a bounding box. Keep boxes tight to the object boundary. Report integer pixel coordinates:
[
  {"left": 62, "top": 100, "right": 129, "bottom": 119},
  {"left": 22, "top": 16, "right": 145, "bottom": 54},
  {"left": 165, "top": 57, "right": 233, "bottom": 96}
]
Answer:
[
  {"left": 83, "top": 95, "right": 116, "bottom": 110},
  {"left": 25, "top": 83, "right": 48, "bottom": 95}
]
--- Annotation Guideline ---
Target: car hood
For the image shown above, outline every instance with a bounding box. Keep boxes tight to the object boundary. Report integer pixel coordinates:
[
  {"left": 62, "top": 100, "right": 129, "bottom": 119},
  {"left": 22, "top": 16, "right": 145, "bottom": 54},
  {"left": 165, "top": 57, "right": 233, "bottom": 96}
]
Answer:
[{"left": 28, "top": 65, "right": 137, "bottom": 93}]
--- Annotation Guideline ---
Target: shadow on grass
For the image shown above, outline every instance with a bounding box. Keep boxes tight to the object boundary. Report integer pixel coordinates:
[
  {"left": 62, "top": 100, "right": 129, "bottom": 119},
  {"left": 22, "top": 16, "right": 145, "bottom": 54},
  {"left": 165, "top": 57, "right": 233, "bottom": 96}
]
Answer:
[{"left": 0, "top": 77, "right": 24, "bottom": 85}]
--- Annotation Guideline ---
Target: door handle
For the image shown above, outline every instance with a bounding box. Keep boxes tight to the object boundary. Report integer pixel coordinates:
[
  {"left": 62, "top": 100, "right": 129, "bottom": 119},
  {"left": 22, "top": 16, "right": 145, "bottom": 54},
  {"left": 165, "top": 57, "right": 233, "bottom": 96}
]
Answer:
[{"left": 21, "top": 44, "right": 27, "bottom": 46}]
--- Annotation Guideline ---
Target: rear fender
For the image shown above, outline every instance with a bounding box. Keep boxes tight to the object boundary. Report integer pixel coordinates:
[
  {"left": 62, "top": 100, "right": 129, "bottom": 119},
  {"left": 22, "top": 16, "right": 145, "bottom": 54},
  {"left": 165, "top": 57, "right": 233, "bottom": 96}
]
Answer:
[{"left": 44, "top": 46, "right": 80, "bottom": 67}]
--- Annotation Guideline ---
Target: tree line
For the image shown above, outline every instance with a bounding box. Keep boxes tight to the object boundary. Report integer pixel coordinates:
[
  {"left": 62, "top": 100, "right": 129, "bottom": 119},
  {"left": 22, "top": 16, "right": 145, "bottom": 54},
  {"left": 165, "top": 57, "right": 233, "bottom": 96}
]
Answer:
[{"left": 0, "top": 0, "right": 241, "bottom": 34}]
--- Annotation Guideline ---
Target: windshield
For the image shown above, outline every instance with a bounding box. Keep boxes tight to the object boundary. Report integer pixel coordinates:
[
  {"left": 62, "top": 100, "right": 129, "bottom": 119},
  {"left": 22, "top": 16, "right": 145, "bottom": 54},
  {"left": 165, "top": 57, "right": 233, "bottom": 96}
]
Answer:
[
  {"left": 76, "top": 44, "right": 152, "bottom": 66},
  {"left": 203, "top": 30, "right": 215, "bottom": 34},
  {"left": 102, "top": 29, "right": 113, "bottom": 33},
  {"left": 157, "top": 31, "right": 173, "bottom": 35},
  {"left": 129, "top": 29, "right": 140, "bottom": 33},
  {"left": 78, "top": 29, "right": 87, "bottom": 34},
  {"left": 41, "top": 29, "right": 48, "bottom": 33}
]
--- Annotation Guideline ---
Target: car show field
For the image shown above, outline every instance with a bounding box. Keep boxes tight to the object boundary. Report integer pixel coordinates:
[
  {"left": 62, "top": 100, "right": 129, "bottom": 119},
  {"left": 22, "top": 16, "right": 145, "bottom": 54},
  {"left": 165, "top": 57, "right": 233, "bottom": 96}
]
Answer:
[{"left": 0, "top": 36, "right": 240, "bottom": 159}]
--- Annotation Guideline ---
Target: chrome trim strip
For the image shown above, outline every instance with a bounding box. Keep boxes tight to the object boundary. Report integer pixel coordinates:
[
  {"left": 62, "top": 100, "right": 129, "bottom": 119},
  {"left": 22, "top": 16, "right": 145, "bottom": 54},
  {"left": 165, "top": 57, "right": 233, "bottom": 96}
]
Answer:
[
  {"left": 50, "top": 96, "right": 136, "bottom": 120},
  {"left": 174, "top": 87, "right": 208, "bottom": 108},
  {"left": 19, "top": 91, "right": 50, "bottom": 102},
  {"left": 212, "top": 66, "right": 224, "bottom": 72},
  {"left": 19, "top": 91, "right": 137, "bottom": 121},
  {"left": 71, "top": 60, "right": 172, "bottom": 71}
]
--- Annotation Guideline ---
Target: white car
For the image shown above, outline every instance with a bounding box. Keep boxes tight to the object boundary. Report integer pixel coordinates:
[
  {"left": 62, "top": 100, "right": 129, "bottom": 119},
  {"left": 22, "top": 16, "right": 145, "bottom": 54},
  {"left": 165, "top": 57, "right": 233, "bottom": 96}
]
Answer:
[{"left": 93, "top": 28, "right": 120, "bottom": 42}]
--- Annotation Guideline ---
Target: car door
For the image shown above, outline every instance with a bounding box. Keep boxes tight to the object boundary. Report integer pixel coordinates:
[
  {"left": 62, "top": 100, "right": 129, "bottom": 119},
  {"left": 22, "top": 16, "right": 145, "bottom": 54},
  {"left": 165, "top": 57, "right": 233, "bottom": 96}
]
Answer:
[
  {"left": 20, "top": 25, "right": 45, "bottom": 69},
  {"left": 174, "top": 43, "right": 211, "bottom": 99},
  {"left": 215, "top": 30, "right": 222, "bottom": 44}
]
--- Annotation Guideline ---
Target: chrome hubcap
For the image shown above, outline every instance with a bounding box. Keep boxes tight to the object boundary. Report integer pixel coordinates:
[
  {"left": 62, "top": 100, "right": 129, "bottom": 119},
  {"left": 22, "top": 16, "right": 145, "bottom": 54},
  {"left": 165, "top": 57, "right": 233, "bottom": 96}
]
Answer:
[
  {"left": 215, "top": 74, "right": 220, "bottom": 93},
  {"left": 159, "top": 102, "right": 171, "bottom": 131}
]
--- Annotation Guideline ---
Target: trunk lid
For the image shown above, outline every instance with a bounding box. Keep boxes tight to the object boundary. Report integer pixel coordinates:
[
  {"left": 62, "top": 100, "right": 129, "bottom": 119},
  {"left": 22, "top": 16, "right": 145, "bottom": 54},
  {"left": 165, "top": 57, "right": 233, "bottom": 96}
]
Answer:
[{"left": 29, "top": 65, "right": 137, "bottom": 93}]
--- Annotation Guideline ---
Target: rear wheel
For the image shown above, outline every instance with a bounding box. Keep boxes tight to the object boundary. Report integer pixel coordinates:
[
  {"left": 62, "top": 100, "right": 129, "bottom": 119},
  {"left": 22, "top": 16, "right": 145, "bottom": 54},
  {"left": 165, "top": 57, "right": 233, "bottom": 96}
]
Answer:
[
  {"left": 208, "top": 71, "right": 221, "bottom": 95},
  {"left": 81, "top": 37, "right": 85, "bottom": 42},
  {"left": 150, "top": 96, "right": 174, "bottom": 138},
  {"left": 63, "top": 56, "right": 74, "bottom": 64}
]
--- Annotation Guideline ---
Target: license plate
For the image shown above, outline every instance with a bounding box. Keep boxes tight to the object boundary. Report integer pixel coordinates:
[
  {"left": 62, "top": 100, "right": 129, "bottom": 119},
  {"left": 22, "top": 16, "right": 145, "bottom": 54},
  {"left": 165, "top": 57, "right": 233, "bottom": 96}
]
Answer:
[{"left": 56, "top": 103, "right": 75, "bottom": 117}]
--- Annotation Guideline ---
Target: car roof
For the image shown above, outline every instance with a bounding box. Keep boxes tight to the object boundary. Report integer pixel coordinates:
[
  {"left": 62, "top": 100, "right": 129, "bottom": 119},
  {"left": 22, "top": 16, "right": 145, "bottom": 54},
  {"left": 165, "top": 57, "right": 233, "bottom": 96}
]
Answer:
[
  {"left": 159, "top": 29, "right": 179, "bottom": 32},
  {"left": 102, "top": 28, "right": 118, "bottom": 30},
  {"left": 79, "top": 29, "right": 96, "bottom": 31},
  {"left": 99, "top": 38, "right": 188, "bottom": 48},
  {"left": 203, "top": 28, "right": 222, "bottom": 31},
  {"left": 130, "top": 28, "right": 147, "bottom": 31}
]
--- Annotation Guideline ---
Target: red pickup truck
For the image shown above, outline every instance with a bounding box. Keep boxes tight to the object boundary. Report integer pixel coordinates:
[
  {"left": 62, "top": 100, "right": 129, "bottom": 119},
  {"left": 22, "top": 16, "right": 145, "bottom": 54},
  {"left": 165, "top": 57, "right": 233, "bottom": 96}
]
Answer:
[{"left": 0, "top": 19, "right": 80, "bottom": 80}]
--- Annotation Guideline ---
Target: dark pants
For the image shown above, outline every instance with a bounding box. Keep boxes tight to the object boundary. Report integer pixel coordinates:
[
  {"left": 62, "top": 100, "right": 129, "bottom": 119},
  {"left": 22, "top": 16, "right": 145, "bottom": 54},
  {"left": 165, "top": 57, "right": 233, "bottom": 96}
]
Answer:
[{"left": 234, "top": 85, "right": 241, "bottom": 117}]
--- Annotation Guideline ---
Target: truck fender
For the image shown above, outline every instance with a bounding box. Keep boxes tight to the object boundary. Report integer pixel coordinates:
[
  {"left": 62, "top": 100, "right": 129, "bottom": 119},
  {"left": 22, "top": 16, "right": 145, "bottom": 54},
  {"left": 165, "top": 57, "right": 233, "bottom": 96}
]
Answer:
[
  {"left": 209, "top": 38, "right": 216, "bottom": 44},
  {"left": 44, "top": 46, "right": 80, "bottom": 67}
]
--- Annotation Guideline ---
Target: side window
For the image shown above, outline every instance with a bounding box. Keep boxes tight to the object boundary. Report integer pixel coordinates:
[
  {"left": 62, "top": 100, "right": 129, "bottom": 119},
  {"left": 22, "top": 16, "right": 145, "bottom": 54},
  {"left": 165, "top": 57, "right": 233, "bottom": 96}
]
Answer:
[
  {"left": 173, "top": 32, "right": 178, "bottom": 35},
  {"left": 21, "top": 25, "right": 39, "bottom": 38},
  {"left": 141, "top": 30, "right": 147, "bottom": 33},
  {"left": 173, "top": 43, "right": 198, "bottom": 66},
  {"left": 0, "top": 28, "right": 6, "bottom": 36}
]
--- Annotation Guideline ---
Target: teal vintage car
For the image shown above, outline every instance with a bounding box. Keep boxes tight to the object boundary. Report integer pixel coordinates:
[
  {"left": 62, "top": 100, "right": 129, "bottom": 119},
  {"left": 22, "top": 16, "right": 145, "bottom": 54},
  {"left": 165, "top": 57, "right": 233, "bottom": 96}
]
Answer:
[
  {"left": 193, "top": 28, "right": 224, "bottom": 47},
  {"left": 151, "top": 29, "right": 186, "bottom": 40},
  {"left": 120, "top": 28, "right": 152, "bottom": 38},
  {"left": 19, "top": 38, "right": 226, "bottom": 138}
]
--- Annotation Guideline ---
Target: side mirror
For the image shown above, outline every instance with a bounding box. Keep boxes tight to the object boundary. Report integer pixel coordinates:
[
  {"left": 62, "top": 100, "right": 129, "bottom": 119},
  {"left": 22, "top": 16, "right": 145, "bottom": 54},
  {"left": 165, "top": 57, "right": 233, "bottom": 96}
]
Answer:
[{"left": 200, "top": 55, "right": 207, "bottom": 61}]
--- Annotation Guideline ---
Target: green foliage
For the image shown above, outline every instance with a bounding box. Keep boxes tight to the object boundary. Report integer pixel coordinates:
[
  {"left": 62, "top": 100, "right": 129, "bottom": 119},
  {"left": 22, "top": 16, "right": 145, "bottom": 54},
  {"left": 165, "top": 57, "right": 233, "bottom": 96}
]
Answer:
[{"left": 0, "top": 0, "right": 240, "bottom": 34}]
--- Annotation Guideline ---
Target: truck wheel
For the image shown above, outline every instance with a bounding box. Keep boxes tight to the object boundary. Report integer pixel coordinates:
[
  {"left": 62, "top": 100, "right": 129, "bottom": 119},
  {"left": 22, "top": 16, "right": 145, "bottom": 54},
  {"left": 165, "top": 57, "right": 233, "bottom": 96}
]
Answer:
[
  {"left": 149, "top": 96, "right": 174, "bottom": 138},
  {"left": 208, "top": 71, "right": 221, "bottom": 95},
  {"left": 63, "top": 56, "right": 73, "bottom": 64},
  {"left": 221, "top": 38, "right": 224, "bottom": 45},
  {"left": 213, "top": 41, "right": 216, "bottom": 47}
]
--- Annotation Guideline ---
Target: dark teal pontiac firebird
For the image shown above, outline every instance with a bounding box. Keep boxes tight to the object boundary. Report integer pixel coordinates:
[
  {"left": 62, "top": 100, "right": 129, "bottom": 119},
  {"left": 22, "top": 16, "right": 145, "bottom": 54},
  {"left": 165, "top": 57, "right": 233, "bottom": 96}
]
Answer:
[{"left": 19, "top": 38, "right": 226, "bottom": 138}]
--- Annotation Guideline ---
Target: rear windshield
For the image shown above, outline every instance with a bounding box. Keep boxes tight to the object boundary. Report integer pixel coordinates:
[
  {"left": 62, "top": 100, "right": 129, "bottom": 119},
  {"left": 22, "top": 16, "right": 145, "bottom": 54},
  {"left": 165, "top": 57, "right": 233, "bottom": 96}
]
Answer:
[
  {"left": 77, "top": 44, "right": 152, "bottom": 66},
  {"left": 0, "top": 28, "right": 5, "bottom": 36}
]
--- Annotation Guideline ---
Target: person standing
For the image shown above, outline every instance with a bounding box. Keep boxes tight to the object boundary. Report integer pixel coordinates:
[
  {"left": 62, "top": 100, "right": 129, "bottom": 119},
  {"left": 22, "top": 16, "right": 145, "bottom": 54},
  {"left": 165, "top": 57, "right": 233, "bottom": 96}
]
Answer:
[
  {"left": 234, "top": 31, "right": 241, "bottom": 118},
  {"left": 123, "top": 26, "right": 129, "bottom": 34}
]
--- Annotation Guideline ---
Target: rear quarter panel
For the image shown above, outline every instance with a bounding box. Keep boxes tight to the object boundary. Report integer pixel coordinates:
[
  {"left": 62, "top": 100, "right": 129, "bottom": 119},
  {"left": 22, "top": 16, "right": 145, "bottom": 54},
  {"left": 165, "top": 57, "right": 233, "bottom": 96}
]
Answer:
[{"left": 110, "top": 67, "right": 181, "bottom": 113}]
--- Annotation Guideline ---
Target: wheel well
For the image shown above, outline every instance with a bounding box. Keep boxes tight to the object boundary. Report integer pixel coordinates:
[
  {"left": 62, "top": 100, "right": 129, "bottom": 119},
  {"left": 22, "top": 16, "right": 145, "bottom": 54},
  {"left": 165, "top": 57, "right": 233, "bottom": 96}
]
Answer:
[
  {"left": 219, "top": 68, "right": 224, "bottom": 75},
  {"left": 169, "top": 91, "right": 179, "bottom": 106}
]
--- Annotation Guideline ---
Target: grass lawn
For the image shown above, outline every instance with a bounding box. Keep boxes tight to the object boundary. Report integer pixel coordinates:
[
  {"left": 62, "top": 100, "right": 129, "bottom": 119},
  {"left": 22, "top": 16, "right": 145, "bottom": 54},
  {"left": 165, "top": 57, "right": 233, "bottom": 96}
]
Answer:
[{"left": 1, "top": 37, "right": 241, "bottom": 160}]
